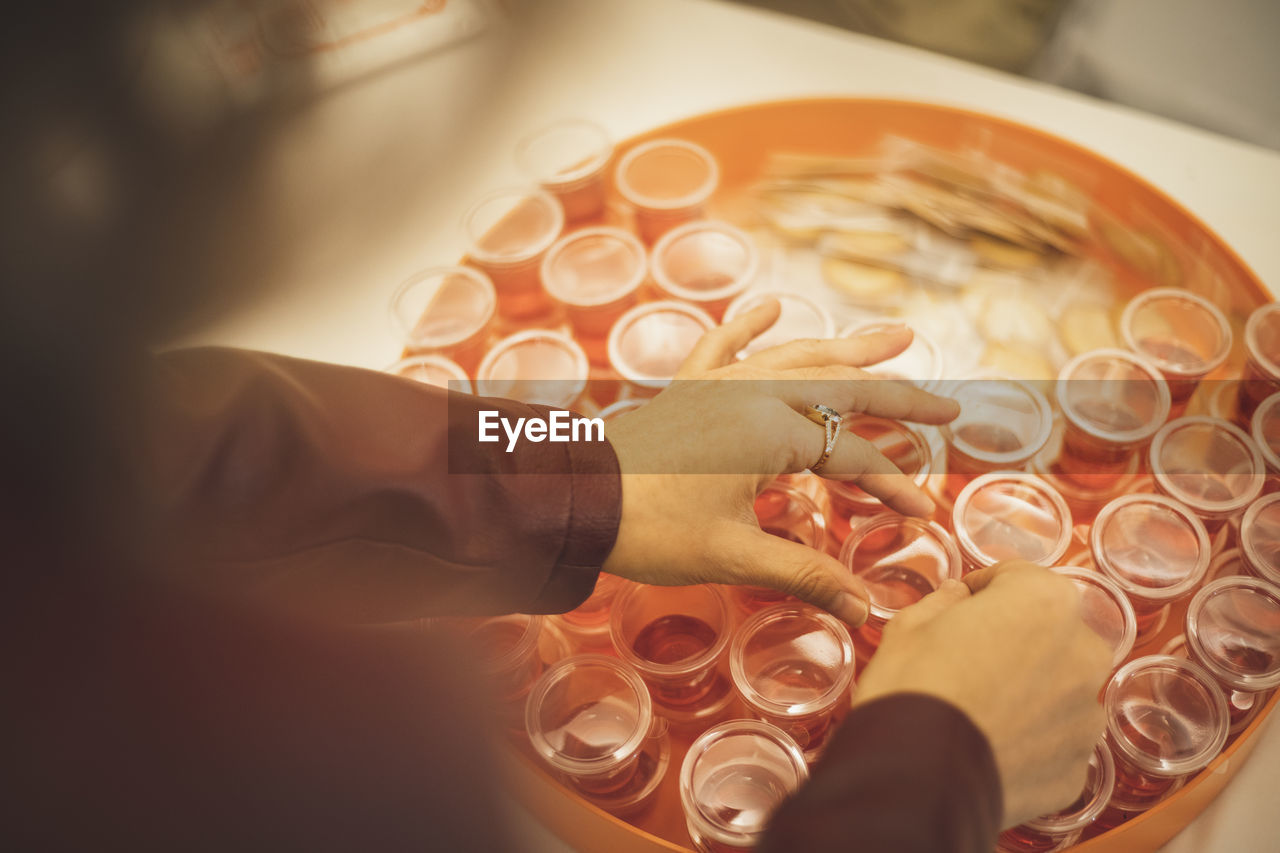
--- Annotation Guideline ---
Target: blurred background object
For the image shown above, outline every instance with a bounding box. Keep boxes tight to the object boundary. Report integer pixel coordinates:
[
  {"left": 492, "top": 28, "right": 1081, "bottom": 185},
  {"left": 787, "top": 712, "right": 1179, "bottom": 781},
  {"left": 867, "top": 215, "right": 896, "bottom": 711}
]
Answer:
[{"left": 732, "top": 0, "right": 1280, "bottom": 151}]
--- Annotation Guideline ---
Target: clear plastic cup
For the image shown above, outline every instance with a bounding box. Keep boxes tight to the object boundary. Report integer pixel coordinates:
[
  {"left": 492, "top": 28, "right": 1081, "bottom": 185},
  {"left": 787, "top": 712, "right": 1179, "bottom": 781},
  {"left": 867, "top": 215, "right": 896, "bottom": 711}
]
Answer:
[
  {"left": 1239, "top": 493, "right": 1280, "bottom": 585},
  {"left": 940, "top": 379, "right": 1053, "bottom": 492},
  {"left": 463, "top": 187, "right": 565, "bottom": 319},
  {"left": 607, "top": 300, "right": 715, "bottom": 398},
  {"left": 1251, "top": 391, "right": 1280, "bottom": 475},
  {"left": 614, "top": 138, "right": 719, "bottom": 244},
  {"left": 735, "top": 481, "right": 827, "bottom": 613},
  {"left": 1185, "top": 576, "right": 1280, "bottom": 734},
  {"left": 723, "top": 291, "right": 836, "bottom": 359},
  {"left": 1091, "top": 494, "right": 1211, "bottom": 644},
  {"left": 555, "top": 573, "right": 628, "bottom": 653},
  {"left": 1120, "top": 288, "right": 1232, "bottom": 402},
  {"left": 475, "top": 329, "right": 590, "bottom": 411},
  {"left": 1102, "top": 656, "right": 1228, "bottom": 816},
  {"left": 384, "top": 353, "right": 472, "bottom": 395},
  {"left": 840, "top": 321, "right": 944, "bottom": 392},
  {"left": 650, "top": 220, "right": 758, "bottom": 321},
  {"left": 454, "top": 613, "right": 546, "bottom": 729},
  {"left": 729, "top": 603, "right": 855, "bottom": 761},
  {"left": 540, "top": 226, "right": 647, "bottom": 363},
  {"left": 772, "top": 471, "right": 831, "bottom": 522},
  {"left": 1238, "top": 302, "right": 1280, "bottom": 419},
  {"left": 679, "top": 719, "right": 809, "bottom": 853},
  {"left": 1205, "top": 546, "right": 1247, "bottom": 583},
  {"left": 952, "top": 472, "right": 1073, "bottom": 572},
  {"left": 1056, "top": 348, "right": 1171, "bottom": 472},
  {"left": 997, "top": 742, "right": 1115, "bottom": 853},
  {"left": 389, "top": 266, "right": 497, "bottom": 373},
  {"left": 826, "top": 415, "right": 933, "bottom": 546},
  {"left": 524, "top": 654, "right": 670, "bottom": 815},
  {"left": 1051, "top": 566, "right": 1138, "bottom": 670},
  {"left": 515, "top": 119, "right": 613, "bottom": 221},
  {"left": 1030, "top": 418, "right": 1140, "bottom": 527},
  {"left": 610, "top": 584, "right": 733, "bottom": 717},
  {"left": 838, "top": 513, "right": 962, "bottom": 663},
  {"left": 1149, "top": 417, "right": 1265, "bottom": 530}
]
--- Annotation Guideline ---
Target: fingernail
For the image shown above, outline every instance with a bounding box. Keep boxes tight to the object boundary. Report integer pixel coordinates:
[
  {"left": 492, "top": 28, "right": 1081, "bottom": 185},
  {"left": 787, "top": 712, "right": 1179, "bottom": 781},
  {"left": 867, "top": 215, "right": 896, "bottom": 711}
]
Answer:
[
  {"left": 832, "top": 592, "right": 869, "bottom": 628},
  {"left": 912, "top": 493, "right": 937, "bottom": 519}
]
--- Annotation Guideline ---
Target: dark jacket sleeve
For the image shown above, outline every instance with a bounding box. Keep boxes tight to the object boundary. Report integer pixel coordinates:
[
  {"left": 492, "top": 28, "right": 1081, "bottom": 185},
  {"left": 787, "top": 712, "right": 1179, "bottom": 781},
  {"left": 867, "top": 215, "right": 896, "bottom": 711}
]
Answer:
[
  {"left": 759, "top": 693, "right": 1003, "bottom": 853},
  {"left": 135, "top": 347, "right": 620, "bottom": 621}
]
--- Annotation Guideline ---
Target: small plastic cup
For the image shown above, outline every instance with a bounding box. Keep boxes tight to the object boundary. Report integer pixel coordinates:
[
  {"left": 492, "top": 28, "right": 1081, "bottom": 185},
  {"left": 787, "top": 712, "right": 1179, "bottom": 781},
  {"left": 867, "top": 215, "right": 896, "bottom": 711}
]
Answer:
[
  {"left": 1251, "top": 391, "right": 1280, "bottom": 476},
  {"left": 1185, "top": 576, "right": 1280, "bottom": 734},
  {"left": 1204, "top": 547, "right": 1246, "bottom": 583},
  {"left": 384, "top": 353, "right": 472, "bottom": 395},
  {"left": 475, "top": 329, "right": 590, "bottom": 411},
  {"left": 389, "top": 266, "right": 497, "bottom": 373},
  {"left": 1030, "top": 417, "right": 1141, "bottom": 527},
  {"left": 1239, "top": 493, "right": 1280, "bottom": 585},
  {"left": 463, "top": 187, "right": 565, "bottom": 319},
  {"left": 679, "top": 719, "right": 809, "bottom": 853},
  {"left": 1056, "top": 348, "right": 1171, "bottom": 474},
  {"left": 607, "top": 300, "right": 715, "bottom": 398},
  {"left": 997, "top": 742, "right": 1115, "bottom": 853},
  {"left": 540, "top": 226, "right": 647, "bottom": 363},
  {"left": 524, "top": 655, "right": 670, "bottom": 815},
  {"left": 1120, "top": 288, "right": 1232, "bottom": 402},
  {"left": 729, "top": 604, "right": 855, "bottom": 761},
  {"left": 515, "top": 119, "right": 612, "bottom": 221},
  {"left": 1091, "top": 494, "right": 1211, "bottom": 644},
  {"left": 614, "top": 138, "right": 719, "bottom": 244},
  {"left": 1101, "top": 656, "right": 1228, "bottom": 817},
  {"left": 555, "top": 573, "right": 628, "bottom": 653},
  {"left": 773, "top": 471, "right": 832, "bottom": 521},
  {"left": 826, "top": 415, "right": 933, "bottom": 545},
  {"left": 455, "top": 613, "right": 546, "bottom": 730},
  {"left": 952, "top": 472, "right": 1073, "bottom": 573},
  {"left": 838, "top": 513, "right": 962, "bottom": 663},
  {"left": 941, "top": 379, "right": 1054, "bottom": 491},
  {"left": 723, "top": 291, "right": 836, "bottom": 359},
  {"left": 734, "top": 481, "right": 827, "bottom": 613},
  {"left": 840, "top": 321, "right": 944, "bottom": 392},
  {"left": 1149, "top": 417, "right": 1265, "bottom": 531},
  {"left": 610, "top": 584, "right": 733, "bottom": 716},
  {"left": 1238, "top": 302, "right": 1280, "bottom": 419},
  {"left": 1051, "top": 566, "right": 1138, "bottom": 670},
  {"left": 650, "top": 220, "right": 758, "bottom": 321}
]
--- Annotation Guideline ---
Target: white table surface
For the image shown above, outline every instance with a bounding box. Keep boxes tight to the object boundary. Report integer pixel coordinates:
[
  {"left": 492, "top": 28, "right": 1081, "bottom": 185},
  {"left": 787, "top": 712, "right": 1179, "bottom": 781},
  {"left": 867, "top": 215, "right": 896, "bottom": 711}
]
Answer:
[{"left": 178, "top": 1, "right": 1280, "bottom": 849}]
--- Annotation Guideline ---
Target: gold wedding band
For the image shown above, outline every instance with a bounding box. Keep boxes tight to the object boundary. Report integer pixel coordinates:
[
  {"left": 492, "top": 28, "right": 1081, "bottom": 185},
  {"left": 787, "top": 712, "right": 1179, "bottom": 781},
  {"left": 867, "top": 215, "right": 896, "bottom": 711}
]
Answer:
[{"left": 804, "top": 404, "right": 842, "bottom": 473}]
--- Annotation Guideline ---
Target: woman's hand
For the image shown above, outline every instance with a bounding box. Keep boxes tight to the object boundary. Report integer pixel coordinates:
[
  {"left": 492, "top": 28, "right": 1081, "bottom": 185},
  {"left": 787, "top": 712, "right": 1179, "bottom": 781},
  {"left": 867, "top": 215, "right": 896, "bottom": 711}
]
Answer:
[
  {"left": 602, "top": 299, "right": 959, "bottom": 626},
  {"left": 854, "top": 561, "right": 1112, "bottom": 827}
]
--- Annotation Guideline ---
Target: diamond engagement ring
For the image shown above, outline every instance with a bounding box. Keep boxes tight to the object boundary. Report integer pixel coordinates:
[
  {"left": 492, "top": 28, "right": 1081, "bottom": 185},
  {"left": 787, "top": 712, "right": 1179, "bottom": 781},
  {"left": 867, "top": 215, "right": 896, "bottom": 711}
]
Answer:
[{"left": 803, "top": 404, "right": 843, "bottom": 473}]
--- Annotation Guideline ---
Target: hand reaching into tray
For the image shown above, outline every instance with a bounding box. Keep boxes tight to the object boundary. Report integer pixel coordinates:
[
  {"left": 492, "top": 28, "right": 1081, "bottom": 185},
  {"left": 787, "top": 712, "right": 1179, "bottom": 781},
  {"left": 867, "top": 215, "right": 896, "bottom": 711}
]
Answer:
[
  {"left": 856, "top": 560, "right": 1112, "bottom": 828},
  {"left": 603, "top": 298, "right": 960, "bottom": 626}
]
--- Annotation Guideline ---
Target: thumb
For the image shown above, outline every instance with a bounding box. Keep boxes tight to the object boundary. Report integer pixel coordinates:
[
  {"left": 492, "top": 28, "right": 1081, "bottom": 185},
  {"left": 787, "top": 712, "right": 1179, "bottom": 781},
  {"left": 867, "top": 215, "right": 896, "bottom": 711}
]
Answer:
[
  {"left": 725, "top": 528, "right": 871, "bottom": 627},
  {"left": 889, "top": 578, "right": 971, "bottom": 633}
]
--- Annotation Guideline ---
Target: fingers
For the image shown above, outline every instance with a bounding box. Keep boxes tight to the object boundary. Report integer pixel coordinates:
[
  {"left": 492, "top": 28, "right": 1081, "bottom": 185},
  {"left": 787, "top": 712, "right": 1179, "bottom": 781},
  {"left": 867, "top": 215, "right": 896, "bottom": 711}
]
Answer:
[
  {"left": 722, "top": 527, "right": 871, "bottom": 627},
  {"left": 744, "top": 326, "right": 913, "bottom": 371},
  {"left": 677, "top": 299, "right": 781, "bottom": 377},
  {"left": 963, "top": 559, "right": 1049, "bottom": 594},
  {"left": 757, "top": 368, "right": 959, "bottom": 425},
  {"left": 788, "top": 410, "right": 936, "bottom": 517},
  {"left": 889, "top": 578, "right": 971, "bottom": 633}
]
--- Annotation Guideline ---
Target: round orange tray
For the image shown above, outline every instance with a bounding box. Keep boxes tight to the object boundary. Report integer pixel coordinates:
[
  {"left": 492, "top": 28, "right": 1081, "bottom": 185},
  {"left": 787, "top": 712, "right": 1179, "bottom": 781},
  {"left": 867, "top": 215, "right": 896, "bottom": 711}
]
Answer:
[{"left": 492, "top": 98, "right": 1275, "bottom": 853}]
